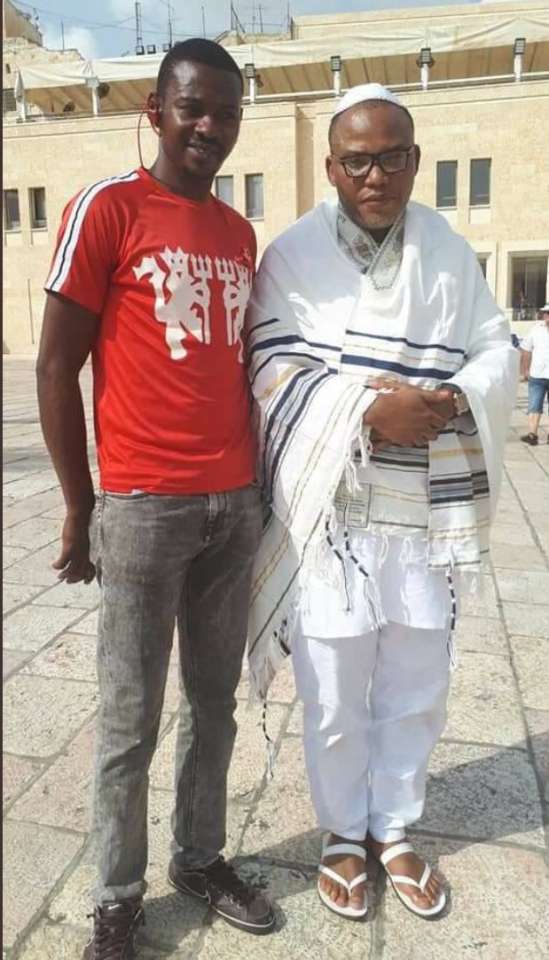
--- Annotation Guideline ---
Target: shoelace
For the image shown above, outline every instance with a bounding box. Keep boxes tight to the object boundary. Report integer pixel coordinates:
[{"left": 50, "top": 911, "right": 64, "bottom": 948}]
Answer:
[
  {"left": 207, "top": 858, "right": 256, "bottom": 906},
  {"left": 87, "top": 904, "right": 144, "bottom": 960}
]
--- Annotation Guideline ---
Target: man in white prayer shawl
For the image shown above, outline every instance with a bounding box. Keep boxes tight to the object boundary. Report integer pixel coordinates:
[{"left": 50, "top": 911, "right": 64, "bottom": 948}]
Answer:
[{"left": 245, "top": 83, "right": 518, "bottom": 921}]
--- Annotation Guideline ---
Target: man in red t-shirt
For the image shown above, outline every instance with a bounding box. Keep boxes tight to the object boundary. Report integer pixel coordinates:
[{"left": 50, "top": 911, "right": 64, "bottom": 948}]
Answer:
[{"left": 37, "top": 39, "right": 274, "bottom": 959}]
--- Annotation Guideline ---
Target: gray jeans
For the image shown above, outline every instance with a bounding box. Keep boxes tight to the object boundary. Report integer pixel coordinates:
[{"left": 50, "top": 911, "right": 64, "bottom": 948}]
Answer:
[{"left": 91, "top": 486, "right": 262, "bottom": 904}]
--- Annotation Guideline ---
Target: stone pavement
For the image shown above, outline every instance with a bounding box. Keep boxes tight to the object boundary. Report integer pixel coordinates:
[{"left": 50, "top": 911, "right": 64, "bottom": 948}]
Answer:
[{"left": 3, "top": 356, "right": 549, "bottom": 960}]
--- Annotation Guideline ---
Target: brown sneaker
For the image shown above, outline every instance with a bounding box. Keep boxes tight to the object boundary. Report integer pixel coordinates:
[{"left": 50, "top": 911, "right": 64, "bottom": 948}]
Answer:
[
  {"left": 168, "top": 856, "right": 275, "bottom": 935},
  {"left": 82, "top": 899, "right": 144, "bottom": 959},
  {"left": 520, "top": 433, "right": 539, "bottom": 445}
]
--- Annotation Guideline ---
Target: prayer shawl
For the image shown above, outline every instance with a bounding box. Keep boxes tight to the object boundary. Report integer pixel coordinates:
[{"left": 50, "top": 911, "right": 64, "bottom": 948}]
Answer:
[{"left": 246, "top": 199, "right": 518, "bottom": 699}]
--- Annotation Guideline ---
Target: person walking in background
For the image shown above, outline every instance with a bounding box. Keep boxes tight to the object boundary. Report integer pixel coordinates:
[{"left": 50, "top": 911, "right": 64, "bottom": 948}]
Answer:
[
  {"left": 520, "top": 304, "right": 549, "bottom": 445},
  {"left": 37, "top": 38, "right": 275, "bottom": 960}
]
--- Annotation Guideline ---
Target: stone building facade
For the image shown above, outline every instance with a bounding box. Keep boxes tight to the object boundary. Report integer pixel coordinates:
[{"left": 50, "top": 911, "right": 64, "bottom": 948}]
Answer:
[{"left": 3, "top": 0, "right": 549, "bottom": 352}]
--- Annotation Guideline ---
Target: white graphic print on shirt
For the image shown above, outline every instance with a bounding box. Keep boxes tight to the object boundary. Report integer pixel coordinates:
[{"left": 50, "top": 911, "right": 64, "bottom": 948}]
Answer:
[
  {"left": 133, "top": 247, "right": 251, "bottom": 362},
  {"left": 214, "top": 257, "right": 251, "bottom": 362}
]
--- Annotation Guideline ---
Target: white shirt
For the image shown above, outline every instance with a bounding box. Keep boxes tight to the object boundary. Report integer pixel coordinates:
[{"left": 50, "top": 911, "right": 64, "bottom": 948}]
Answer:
[
  {"left": 522, "top": 322, "right": 549, "bottom": 379},
  {"left": 298, "top": 531, "right": 452, "bottom": 637}
]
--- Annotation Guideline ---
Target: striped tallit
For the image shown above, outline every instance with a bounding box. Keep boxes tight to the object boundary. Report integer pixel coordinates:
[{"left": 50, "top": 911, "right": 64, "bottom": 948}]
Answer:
[{"left": 245, "top": 199, "right": 518, "bottom": 699}]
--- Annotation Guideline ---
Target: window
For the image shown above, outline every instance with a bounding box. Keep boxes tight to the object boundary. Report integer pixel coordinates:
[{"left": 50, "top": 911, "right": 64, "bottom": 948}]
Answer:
[
  {"left": 29, "top": 187, "right": 47, "bottom": 229},
  {"left": 470, "top": 159, "right": 491, "bottom": 206},
  {"left": 511, "top": 255, "right": 548, "bottom": 321},
  {"left": 436, "top": 161, "right": 457, "bottom": 208},
  {"left": 477, "top": 256, "right": 488, "bottom": 278},
  {"left": 215, "top": 175, "right": 234, "bottom": 207},
  {"left": 3, "top": 87, "right": 16, "bottom": 114},
  {"left": 245, "top": 173, "right": 264, "bottom": 219},
  {"left": 3, "top": 189, "right": 20, "bottom": 231}
]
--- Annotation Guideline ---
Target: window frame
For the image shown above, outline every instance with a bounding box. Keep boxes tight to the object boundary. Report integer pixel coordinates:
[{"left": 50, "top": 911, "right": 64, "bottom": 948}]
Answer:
[
  {"left": 435, "top": 160, "right": 457, "bottom": 209},
  {"left": 3, "top": 188, "right": 21, "bottom": 232},
  {"left": 29, "top": 186, "right": 47, "bottom": 230},
  {"left": 469, "top": 158, "right": 491, "bottom": 207},
  {"left": 245, "top": 173, "right": 264, "bottom": 221},
  {"left": 477, "top": 255, "right": 488, "bottom": 278},
  {"left": 214, "top": 174, "right": 234, "bottom": 207}
]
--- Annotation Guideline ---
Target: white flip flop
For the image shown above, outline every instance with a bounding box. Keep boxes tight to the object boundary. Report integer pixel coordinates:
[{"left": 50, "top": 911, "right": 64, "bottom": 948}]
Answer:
[
  {"left": 317, "top": 840, "right": 368, "bottom": 919},
  {"left": 378, "top": 841, "right": 446, "bottom": 918}
]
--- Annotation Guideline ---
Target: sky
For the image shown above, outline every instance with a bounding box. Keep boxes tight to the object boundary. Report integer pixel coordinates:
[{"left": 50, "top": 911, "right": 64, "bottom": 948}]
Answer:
[{"left": 14, "top": 0, "right": 482, "bottom": 60}]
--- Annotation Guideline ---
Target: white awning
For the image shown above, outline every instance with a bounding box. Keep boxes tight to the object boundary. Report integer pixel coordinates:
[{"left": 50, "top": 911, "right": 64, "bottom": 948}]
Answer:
[{"left": 14, "top": 10, "right": 549, "bottom": 115}]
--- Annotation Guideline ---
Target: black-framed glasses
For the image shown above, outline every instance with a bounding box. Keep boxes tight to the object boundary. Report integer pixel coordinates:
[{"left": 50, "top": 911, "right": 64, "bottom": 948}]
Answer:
[{"left": 331, "top": 146, "right": 415, "bottom": 179}]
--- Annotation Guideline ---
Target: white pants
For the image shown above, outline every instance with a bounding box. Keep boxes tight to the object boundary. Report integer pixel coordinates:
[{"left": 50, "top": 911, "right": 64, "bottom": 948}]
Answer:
[{"left": 292, "top": 622, "right": 451, "bottom": 843}]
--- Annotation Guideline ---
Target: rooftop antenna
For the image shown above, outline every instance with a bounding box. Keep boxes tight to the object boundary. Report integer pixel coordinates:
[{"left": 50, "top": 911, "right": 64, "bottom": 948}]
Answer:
[
  {"left": 134, "top": 1, "right": 143, "bottom": 55},
  {"left": 60, "top": 20, "right": 65, "bottom": 51},
  {"left": 258, "top": 4, "right": 264, "bottom": 32},
  {"left": 202, "top": 4, "right": 206, "bottom": 37},
  {"left": 230, "top": 3, "right": 246, "bottom": 35},
  {"left": 167, "top": 1, "right": 173, "bottom": 46}
]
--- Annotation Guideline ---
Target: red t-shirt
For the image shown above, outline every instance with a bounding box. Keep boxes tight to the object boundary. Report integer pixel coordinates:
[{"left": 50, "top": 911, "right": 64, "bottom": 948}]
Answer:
[{"left": 45, "top": 167, "right": 257, "bottom": 494}]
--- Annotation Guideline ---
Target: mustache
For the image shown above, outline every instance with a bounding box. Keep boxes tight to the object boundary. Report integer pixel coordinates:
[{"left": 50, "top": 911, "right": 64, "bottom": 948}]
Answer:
[{"left": 188, "top": 135, "right": 222, "bottom": 152}]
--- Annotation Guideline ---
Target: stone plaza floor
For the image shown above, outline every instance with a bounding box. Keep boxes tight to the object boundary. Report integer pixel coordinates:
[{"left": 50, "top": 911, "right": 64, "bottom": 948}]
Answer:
[{"left": 3, "top": 356, "right": 549, "bottom": 959}]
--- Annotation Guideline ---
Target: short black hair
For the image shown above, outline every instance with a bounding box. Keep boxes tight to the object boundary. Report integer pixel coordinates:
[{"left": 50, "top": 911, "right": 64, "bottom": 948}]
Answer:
[
  {"left": 329, "top": 99, "right": 415, "bottom": 148},
  {"left": 157, "top": 38, "right": 243, "bottom": 99}
]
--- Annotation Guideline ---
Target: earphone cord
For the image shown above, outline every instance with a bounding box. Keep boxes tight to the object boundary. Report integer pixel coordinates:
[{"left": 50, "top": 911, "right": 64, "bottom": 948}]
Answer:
[{"left": 137, "top": 107, "right": 146, "bottom": 169}]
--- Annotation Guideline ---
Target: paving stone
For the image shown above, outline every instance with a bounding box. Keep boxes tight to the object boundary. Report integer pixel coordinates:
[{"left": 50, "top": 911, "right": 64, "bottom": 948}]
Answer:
[
  {"left": 2, "top": 821, "right": 84, "bottom": 950},
  {"left": 381, "top": 840, "right": 549, "bottom": 960},
  {"left": 3, "top": 540, "right": 63, "bottom": 586},
  {"left": 2, "top": 468, "right": 60, "bottom": 501},
  {"left": 3, "top": 754, "right": 43, "bottom": 809},
  {"left": 489, "top": 523, "right": 535, "bottom": 546},
  {"left": 229, "top": 701, "right": 288, "bottom": 800},
  {"left": 36, "top": 579, "right": 101, "bottom": 610},
  {"left": 515, "top": 480, "right": 547, "bottom": 511},
  {"left": 4, "top": 516, "right": 62, "bottom": 551},
  {"left": 198, "top": 861, "right": 375, "bottom": 959},
  {"left": 10, "top": 719, "right": 96, "bottom": 832},
  {"left": 503, "top": 602, "right": 549, "bottom": 638},
  {"left": 492, "top": 498, "right": 525, "bottom": 525},
  {"left": 489, "top": 541, "right": 547, "bottom": 571},
  {"left": 20, "top": 632, "right": 97, "bottom": 682},
  {"left": 40, "top": 504, "right": 69, "bottom": 520},
  {"left": 419, "top": 741, "right": 545, "bottom": 848},
  {"left": 3, "top": 581, "right": 47, "bottom": 614},
  {"left": 69, "top": 608, "right": 99, "bottom": 636},
  {"left": 458, "top": 574, "right": 499, "bottom": 619},
  {"left": 3, "top": 361, "right": 549, "bottom": 960},
  {"left": 3, "top": 545, "right": 28, "bottom": 568},
  {"left": 3, "top": 603, "right": 89, "bottom": 653},
  {"left": 444, "top": 652, "right": 524, "bottom": 746},
  {"left": 494, "top": 569, "right": 549, "bottom": 604},
  {"left": 535, "top": 527, "right": 549, "bottom": 558},
  {"left": 2, "top": 489, "right": 65, "bottom": 529},
  {"left": 162, "top": 661, "right": 183, "bottom": 712},
  {"left": 17, "top": 922, "right": 163, "bottom": 960},
  {"left": 454, "top": 615, "right": 508, "bottom": 656},
  {"left": 286, "top": 701, "right": 304, "bottom": 736},
  {"left": 509, "top": 636, "right": 549, "bottom": 710},
  {"left": 2, "top": 648, "right": 32, "bottom": 678},
  {"left": 524, "top": 708, "right": 549, "bottom": 802},
  {"left": 3, "top": 674, "right": 98, "bottom": 757},
  {"left": 238, "top": 736, "right": 320, "bottom": 867}
]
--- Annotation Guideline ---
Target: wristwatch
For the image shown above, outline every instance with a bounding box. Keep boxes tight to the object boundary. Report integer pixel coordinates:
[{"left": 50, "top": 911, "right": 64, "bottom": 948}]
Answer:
[{"left": 443, "top": 384, "right": 469, "bottom": 416}]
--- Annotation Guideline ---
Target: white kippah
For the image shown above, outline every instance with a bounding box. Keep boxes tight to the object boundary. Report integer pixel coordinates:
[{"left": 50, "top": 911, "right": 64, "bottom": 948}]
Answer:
[{"left": 333, "top": 83, "right": 403, "bottom": 117}]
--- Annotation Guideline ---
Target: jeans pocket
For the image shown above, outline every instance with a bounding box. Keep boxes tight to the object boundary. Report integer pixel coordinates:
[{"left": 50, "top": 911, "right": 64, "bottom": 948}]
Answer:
[{"left": 89, "top": 493, "right": 105, "bottom": 566}]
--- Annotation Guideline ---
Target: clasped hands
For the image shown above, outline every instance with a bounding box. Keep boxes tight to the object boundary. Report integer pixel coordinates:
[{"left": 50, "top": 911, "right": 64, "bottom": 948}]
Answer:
[{"left": 364, "top": 377, "right": 455, "bottom": 450}]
